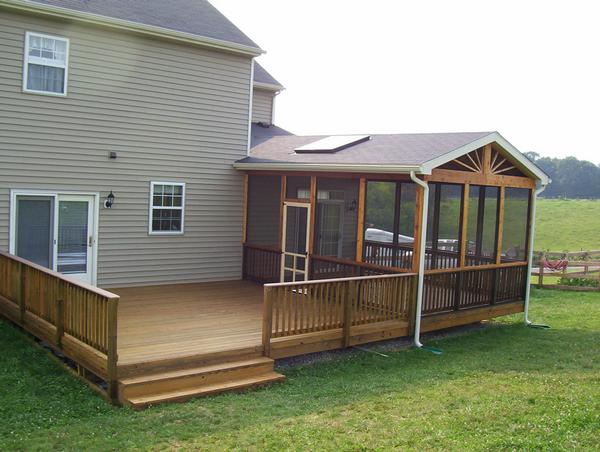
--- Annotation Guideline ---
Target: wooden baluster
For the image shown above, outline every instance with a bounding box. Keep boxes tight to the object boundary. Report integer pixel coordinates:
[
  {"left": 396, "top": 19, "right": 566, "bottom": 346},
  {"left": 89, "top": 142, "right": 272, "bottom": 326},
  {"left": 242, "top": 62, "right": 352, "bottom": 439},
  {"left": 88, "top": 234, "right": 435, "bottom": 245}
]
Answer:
[{"left": 343, "top": 280, "right": 356, "bottom": 348}]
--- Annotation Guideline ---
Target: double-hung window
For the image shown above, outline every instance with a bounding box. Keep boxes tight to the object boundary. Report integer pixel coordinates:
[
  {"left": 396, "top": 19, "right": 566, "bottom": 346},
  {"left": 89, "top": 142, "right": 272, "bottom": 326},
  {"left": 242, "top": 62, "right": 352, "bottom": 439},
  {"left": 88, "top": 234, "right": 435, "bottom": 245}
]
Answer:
[
  {"left": 23, "top": 32, "right": 69, "bottom": 95},
  {"left": 149, "top": 182, "right": 185, "bottom": 234}
]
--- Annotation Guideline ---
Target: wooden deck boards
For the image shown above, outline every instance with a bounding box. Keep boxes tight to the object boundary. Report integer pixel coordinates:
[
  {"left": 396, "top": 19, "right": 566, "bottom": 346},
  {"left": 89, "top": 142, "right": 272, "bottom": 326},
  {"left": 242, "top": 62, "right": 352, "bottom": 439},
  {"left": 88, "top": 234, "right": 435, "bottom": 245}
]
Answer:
[{"left": 110, "top": 280, "right": 264, "bottom": 366}]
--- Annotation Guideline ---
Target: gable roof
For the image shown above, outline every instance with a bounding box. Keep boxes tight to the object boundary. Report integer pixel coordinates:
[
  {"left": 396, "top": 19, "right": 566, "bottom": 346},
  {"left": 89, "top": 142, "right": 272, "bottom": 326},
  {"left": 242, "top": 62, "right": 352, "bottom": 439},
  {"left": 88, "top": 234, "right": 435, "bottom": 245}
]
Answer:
[
  {"left": 3, "top": 0, "right": 262, "bottom": 55},
  {"left": 235, "top": 131, "right": 550, "bottom": 184},
  {"left": 253, "top": 62, "right": 284, "bottom": 90}
]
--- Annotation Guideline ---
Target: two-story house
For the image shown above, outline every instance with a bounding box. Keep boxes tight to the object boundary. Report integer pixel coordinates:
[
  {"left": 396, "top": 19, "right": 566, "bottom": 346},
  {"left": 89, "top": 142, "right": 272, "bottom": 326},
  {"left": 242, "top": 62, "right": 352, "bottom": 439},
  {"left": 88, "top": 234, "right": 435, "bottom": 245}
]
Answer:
[{"left": 0, "top": 0, "right": 550, "bottom": 407}]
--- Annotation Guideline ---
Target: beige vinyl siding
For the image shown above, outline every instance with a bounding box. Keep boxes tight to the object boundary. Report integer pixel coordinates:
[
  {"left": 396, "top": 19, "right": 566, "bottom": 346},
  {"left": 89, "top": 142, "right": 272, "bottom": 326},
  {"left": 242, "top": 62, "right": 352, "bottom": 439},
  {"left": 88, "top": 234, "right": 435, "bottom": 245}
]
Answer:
[
  {"left": 0, "top": 10, "right": 252, "bottom": 287},
  {"left": 252, "top": 88, "right": 274, "bottom": 124}
]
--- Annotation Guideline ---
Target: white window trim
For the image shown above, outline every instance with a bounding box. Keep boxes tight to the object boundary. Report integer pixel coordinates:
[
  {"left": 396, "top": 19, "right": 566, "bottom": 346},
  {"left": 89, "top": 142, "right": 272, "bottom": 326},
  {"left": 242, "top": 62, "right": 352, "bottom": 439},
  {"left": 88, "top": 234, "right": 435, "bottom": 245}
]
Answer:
[
  {"left": 23, "top": 31, "right": 70, "bottom": 97},
  {"left": 148, "top": 181, "right": 186, "bottom": 235}
]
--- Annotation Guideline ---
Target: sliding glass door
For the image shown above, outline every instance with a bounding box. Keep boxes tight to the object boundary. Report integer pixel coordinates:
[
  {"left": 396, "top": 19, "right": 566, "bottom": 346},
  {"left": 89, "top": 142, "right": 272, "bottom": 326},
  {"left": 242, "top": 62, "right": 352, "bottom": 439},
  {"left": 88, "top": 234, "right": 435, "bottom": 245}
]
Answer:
[{"left": 12, "top": 193, "right": 97, "bottom": 284}]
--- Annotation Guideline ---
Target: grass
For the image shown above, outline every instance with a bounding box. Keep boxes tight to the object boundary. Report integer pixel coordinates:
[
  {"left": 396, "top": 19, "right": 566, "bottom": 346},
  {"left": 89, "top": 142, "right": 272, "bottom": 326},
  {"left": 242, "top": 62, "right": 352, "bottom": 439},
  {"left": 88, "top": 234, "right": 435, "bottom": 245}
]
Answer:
[
  {"left": 536, "top": 198, "right": 600, "bottom": 252},
  {"left": 1, "top": 289, "right": 599, "bottom": 450}
]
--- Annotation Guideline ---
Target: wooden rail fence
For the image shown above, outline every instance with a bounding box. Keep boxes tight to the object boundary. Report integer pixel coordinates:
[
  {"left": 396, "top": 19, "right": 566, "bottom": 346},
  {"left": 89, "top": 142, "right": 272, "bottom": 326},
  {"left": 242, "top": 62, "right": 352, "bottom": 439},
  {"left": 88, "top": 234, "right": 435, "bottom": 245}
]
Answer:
[
  {"left": 262, "top": 272, "right": 417, "bottom": 355},
  {"left": 0, "top": 251, "right": 119, "bottom": 401}
]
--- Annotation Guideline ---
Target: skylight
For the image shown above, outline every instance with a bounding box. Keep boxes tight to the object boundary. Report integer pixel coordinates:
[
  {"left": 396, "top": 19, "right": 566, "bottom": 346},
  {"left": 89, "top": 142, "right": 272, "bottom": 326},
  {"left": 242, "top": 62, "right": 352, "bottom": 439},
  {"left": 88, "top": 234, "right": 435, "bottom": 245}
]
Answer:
[{"left": 295, "top": 135, "right": 370, "bottom": 153}]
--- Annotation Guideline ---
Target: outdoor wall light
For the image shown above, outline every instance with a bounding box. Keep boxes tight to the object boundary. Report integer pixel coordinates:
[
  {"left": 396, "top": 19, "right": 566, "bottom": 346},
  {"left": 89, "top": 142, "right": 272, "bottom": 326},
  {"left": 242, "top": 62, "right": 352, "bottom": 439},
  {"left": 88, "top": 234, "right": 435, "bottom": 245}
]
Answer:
[
  {"left": 104, "top": 191, "right": 115, "bottom": 209},
  {"left": 347, "top": 199, "right": 357, "bottom": 212}
]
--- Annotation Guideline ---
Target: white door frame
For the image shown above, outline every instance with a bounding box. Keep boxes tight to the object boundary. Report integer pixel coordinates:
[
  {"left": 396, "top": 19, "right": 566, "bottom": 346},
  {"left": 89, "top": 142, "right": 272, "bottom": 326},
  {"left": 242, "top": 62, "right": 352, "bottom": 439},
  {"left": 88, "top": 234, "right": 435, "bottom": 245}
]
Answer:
[
  {"left": 9, "top": 189, "right": 100, "bottom": 286},
  {"left": 281, "top": 201, "right": 311, "bottom": 282}
]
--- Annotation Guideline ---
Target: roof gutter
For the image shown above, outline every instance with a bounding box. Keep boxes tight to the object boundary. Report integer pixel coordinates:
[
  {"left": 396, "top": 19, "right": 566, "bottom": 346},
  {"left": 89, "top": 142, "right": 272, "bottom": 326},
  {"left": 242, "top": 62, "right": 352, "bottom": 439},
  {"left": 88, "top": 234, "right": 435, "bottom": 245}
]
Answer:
[
  {"left": 0, "top": 0, "right": 264, "bottom": 57},
  {"left": 253, "top": 81, "right": 285, "bottom": 92},
  {"left": 233, "top": 162, "right": 423, "bottom": 174}
]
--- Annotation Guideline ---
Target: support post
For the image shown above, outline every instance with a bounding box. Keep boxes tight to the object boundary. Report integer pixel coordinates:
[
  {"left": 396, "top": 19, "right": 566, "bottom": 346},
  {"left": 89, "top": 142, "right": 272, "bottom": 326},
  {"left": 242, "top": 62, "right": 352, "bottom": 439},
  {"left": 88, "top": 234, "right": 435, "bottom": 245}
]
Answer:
[
  {"left": 56, "top": 298, "right": 64, "bottom": 348},
  {"left": 19, "top": 262, "right": 26, "bottom": 325},
  {"left": 355, "top": 177, "right": 366, "bottom": 262},
  {"left": 412, "top": 185, "right": 425, "bottom": 273},
  {"left": 343, "top": 280, "right": 356, "bottom": 348},
  {"left": 106, "top": 297, "right": 119, "bottom": 403},
  {"left": 262, "top": 287, "right": 273, "bottom": 357},
  {"left": 453, "top": 272, "right": 463, "bottom": 311},
  {"left": 242, "top": 173, "right": 249, "bottom": 245},
  {"left": 308, "top": 176, "right": 317, "bottom": 255}
]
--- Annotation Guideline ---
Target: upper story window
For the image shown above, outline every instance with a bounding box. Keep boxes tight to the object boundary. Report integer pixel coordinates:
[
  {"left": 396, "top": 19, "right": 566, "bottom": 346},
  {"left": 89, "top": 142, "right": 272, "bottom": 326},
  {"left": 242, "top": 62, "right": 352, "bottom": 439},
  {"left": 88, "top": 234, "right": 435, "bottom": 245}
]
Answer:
[
  {"left": 23, "top": 32, "right": 69, "bottom": 96},
  {"left": 149, "top": 182, "right": 185, "bottom": 235}
]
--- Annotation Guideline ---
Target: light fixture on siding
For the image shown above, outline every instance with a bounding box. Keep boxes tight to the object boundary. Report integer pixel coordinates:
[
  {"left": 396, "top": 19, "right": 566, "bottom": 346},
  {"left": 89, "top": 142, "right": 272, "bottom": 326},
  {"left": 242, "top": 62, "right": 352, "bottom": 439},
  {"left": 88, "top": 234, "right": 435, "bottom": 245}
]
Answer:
[{"left": 104, "top": 191, "right": 115, "bottom": 209}]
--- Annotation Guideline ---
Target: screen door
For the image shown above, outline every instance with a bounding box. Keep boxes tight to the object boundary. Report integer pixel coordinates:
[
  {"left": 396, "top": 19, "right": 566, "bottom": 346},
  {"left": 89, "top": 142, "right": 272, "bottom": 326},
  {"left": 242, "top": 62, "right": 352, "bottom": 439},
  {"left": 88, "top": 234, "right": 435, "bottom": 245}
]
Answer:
[{"left": 281, "top": 202, "right": 311, "bottom": 282}]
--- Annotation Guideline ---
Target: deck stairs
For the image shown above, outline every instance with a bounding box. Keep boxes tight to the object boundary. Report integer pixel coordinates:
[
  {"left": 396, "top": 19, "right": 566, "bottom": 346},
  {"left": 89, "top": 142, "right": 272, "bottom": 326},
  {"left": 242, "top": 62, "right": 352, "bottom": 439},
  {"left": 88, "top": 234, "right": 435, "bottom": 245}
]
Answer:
[{"left": 118, "top": 348, "right": 284, "bottom": 409}]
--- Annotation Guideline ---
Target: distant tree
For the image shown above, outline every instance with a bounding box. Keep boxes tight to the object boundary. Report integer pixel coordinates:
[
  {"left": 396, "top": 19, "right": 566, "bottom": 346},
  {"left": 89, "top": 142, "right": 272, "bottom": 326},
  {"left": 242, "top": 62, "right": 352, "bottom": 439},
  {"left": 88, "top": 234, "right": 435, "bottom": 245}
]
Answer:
[{"left": 530, "top": 154, "right": 600, "bottom": 199}]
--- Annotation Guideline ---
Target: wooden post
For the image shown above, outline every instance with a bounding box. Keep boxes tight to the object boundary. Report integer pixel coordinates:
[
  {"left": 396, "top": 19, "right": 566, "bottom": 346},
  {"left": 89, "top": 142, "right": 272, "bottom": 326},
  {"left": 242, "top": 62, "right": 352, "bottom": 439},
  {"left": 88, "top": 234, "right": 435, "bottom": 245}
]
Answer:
[
  {"left": 483, "top": 144, "right": 493, "bottom": 176},
  {"left": 19, "top": 262, "right": 26, "bottom": 325},
  {"left": 495, "top": 186, "right": 505, "bottom": 265},
  {"left": 56, "top": 298, "right": 64, "bottom": 348},
  {"left": 262, "top": 287, "right": 273, "bottom": 357},
  {"left": 538, "top": 254, "right": 544, "bottom": 287},
  {"left": 459, "top": 184, "right": 470, "bottom": 268},
  {"left": 308, "top": 176, "right": 317, "bottom": 255},
  {"left": 412, "top": 185, "right": 425, "bottom": 273},
  {"left": 242, "top": 173, "right": 249, "bottom": 245},
  {"left": 355, "top": 177, "right": 366, "bottom": 262},
  {"left": 453, "top": 272, "right": 463, "bottom": 311},
  {"left": 343, "top": 280, "right": 356, "bottom": 348},
  {"left": 407, "top": 275, "right": 418, "bottom": 335},
  {"left": 106, "top": 297, "right": 119, "bottom": 403},
  {"left": 491, "top": 268, "right": 500, "bottom": 304}
]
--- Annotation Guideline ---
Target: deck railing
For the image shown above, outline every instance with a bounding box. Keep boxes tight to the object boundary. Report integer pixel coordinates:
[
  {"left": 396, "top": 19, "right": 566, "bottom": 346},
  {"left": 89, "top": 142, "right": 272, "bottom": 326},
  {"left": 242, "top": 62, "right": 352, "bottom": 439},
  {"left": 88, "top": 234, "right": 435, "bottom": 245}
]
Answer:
[
  {"left": 422, "top": 262, "right": 528, "bottom": 315},
  {"left": 0, "top": 251, "right": 119, "bottom": 401},
  {"left": 309, "top": 254, "right": 406, "bottom": 279},
  {"left": 262, "top": 272, "right": 417, "bottom": 354},
  {"left": 242, "top": 244, "right": 281, "bottom": 284}
]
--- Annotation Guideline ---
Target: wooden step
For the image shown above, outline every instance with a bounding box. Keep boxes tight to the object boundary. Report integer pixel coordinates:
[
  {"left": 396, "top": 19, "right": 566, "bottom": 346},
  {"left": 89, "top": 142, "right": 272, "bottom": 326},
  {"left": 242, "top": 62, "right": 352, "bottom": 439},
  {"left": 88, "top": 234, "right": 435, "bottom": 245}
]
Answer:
[
  {"left": 125, "top": 371, "right": 285, "bottom": 409},
  {"left": 119, "top": 357, "right": 275, "bottom": 400}
]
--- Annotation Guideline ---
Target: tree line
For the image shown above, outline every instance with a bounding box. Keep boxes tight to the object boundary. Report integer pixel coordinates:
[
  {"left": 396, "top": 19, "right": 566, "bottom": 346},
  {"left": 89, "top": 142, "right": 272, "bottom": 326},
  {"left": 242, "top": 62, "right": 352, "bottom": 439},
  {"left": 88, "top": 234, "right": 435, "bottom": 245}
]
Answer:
[{"left": 524, "top": 152, "right": 600, "bottom": 199}]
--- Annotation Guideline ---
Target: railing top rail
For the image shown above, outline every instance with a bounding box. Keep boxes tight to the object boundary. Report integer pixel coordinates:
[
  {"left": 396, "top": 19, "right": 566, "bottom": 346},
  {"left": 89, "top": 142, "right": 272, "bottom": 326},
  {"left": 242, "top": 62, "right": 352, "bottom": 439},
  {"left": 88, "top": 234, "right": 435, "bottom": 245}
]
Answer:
[
  {"left": 265, "top": 271, "right": 417, "bottom": 288},
  {"left": 243, "top": 244, "right": 281, "bottom": 253},
  {"left": 311, "top": 254, "right": 411, "bottom": 273},
  {"left": 0, "top": 250, "right": 119, "bottom": 300},
  {"left": 425, "top": 261, "right": 528, "bottom": 275}
]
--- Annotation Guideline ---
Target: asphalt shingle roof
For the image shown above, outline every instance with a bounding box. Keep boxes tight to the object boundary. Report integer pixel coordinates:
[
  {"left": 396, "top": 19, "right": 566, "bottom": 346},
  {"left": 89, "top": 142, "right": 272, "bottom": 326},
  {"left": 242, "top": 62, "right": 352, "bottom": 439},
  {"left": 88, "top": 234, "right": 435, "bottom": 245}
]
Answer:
[
  {"left": 239, "top": 132, "right": 494, "bottom": 166},
  {"left": 254, "top": 62, "right": 283, "bottom": 88},
  {"left": 28, "top": 0, "right": 260, "bottom": 49}
]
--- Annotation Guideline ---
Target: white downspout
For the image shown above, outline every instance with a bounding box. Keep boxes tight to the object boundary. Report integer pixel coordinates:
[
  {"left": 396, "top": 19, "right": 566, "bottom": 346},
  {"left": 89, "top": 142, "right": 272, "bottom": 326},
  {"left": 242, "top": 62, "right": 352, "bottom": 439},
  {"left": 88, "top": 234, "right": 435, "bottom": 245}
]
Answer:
[
  {"left": 524, "top": 182, "right": 547, "bottom": 324},
  {"left": 410, "top": 171, "right": 429, "bottom": 348}
]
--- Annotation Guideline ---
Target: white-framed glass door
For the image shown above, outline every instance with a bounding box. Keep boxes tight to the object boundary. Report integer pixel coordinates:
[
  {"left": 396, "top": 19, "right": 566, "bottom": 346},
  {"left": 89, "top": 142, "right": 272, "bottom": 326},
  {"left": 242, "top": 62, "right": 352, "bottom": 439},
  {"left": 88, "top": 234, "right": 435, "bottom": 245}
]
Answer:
[
  {"left": 281, "top": 202, "right": 311, "bottom": 282},
  {"left": 316, "top": 200, "right": 344, "bottom": 257},
  {"left": 11, "top": 192, "right": 98, "bottom": 285}
]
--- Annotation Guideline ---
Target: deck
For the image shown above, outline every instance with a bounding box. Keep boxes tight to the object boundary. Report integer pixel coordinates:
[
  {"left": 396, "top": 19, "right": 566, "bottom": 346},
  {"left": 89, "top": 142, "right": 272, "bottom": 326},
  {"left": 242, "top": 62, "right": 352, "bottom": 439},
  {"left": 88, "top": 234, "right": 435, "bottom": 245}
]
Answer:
[{"left": 111, "top": 280, "right": 264, "bottom": 367}]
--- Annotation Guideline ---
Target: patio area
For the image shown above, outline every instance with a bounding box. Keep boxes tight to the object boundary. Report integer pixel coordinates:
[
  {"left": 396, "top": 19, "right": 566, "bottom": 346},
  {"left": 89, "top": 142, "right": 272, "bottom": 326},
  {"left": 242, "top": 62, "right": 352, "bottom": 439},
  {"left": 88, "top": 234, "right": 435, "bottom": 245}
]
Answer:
[{"left": 110, "top": 280, "right": 264, "bottom": 367}]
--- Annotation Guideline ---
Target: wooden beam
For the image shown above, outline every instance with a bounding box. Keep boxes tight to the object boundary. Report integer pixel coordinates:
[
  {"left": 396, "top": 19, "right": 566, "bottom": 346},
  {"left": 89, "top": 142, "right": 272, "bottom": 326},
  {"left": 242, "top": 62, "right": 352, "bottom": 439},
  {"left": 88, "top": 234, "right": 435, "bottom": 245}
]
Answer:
[
  {"left": 459, "top": 184, "right": 470, "bottom": 267},
  {"left": 496, "top": 186, "right": 506, "bottom": 265},
  {"left": 242, "top": 174, "right": 249, "bottom": 244},
  {"left": 355, "top": 177, "right": 366, "bottom": 262},
  {"left": 412, "top": 184, "right": 425, "bottom": 273},
  {"left": 278, "top": 176, "right": 286, "bottom": 248},
  {"left": 308, "top": 176, "right": 317, "bottom": 255},
  {"left": 425, "top": 169, "right": 535, "bottom": 189},
  {"left": 483, "top": 144, "right": 492, "bottom": 176}
]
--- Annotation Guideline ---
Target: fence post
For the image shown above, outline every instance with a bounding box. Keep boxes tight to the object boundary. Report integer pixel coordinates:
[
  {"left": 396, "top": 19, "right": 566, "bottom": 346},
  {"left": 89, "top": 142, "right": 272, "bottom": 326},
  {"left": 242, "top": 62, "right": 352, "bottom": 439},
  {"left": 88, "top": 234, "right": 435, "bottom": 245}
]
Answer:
[
  {"left": 491, "top": 268, "right": 500, "bottom": 305},
  {"left": 407, "top": 275, "right": 418, "bottom": 335},
  {"left": 262, "top": 287, "right": 273, "bottom": 357},
  {"left": 55, "top": 298, "right": 64, "bottom": 348},
  {"left": 538, "top": 254, "right": 544, "bottom": 288},
  {"left": 453, "top": 271, "right": 463, "bottom": 311},
  {"left": 18, "top": 262, "right": 26, "bottom": 325},
  {"left": 343, "top": 280, "right": 356, "bottom": 348},
  {"left": 106, "top": 297, "right": 119, "bottom": 404}
]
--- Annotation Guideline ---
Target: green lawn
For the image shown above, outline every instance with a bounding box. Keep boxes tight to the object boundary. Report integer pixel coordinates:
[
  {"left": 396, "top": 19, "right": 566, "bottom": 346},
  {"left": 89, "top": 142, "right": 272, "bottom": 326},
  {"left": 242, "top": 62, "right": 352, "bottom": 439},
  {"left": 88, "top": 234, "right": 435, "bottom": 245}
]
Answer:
[
  {"left": 1, "top": 289, "right": 599, "bottom": 450},
  {"left": 536, "top": 198, "right": 600, "bottom": 252}
]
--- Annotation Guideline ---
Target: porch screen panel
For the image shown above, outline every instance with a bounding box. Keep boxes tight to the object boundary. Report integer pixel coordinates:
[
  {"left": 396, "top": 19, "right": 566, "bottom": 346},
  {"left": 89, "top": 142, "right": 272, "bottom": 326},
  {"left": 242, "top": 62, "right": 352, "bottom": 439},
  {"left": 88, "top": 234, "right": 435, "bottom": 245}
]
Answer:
[
  {"left": 426, "top": 183, "right": 463, "bottom": 269},
  {"left": 364, "top": 181, "right": 396, "bottom": 266},
  {"left": 466, "top": 186, "right": 499, "bottom": 266},
  {"left": 286, "top": 176, "right": 311, "bottom": 199},
  {"left": 501, "top": 188, "right": 531, "bottom": 262},
  {"left": 246, "top": 175, "right": 281, "bottom": 247},
  {"left": 314, "top": 177, "right": 359, "bottom": 259}
]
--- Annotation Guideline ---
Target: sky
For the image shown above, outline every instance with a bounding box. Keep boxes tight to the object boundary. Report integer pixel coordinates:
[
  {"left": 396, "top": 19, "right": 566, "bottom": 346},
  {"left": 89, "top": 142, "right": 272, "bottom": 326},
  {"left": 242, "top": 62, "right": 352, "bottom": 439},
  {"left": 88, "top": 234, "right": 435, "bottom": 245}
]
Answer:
[{"left": 211, "top": 0, "right": 600, "bottom": 163}]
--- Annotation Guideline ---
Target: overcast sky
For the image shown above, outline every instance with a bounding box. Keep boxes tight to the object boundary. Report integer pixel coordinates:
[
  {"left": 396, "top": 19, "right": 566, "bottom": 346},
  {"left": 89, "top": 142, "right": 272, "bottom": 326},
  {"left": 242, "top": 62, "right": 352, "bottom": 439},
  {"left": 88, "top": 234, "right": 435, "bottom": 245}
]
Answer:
[{"left": 212, "top": 0, "right": 600, "bottom": 162}]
